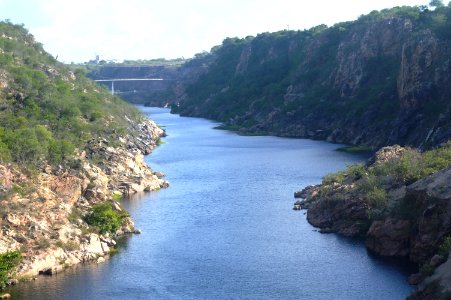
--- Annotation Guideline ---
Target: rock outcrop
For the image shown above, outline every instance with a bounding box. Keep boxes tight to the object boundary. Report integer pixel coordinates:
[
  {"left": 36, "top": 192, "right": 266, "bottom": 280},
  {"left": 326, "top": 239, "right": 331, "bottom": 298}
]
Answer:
[
  {"left": 366, "top": 218, "right": 411, "bottom": 257},
  {"left": 406, "top": 166, "right": 451, "bottom": 263},
  {"left": 0, "top": 117, "right": 167, "bottom": 280},
  {"left": 295, "top": 145, "right": 451, "bottom": 298},
  {"left": 307, "top": 198, "right": 369, "bottom": 237}
]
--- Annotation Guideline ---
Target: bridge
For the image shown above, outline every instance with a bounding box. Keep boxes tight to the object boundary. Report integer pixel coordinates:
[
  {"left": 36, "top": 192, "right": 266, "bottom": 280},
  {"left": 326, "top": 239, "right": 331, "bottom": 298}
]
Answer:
[{"left": 94, "top": 78, "right": 165, "bottom": 95}]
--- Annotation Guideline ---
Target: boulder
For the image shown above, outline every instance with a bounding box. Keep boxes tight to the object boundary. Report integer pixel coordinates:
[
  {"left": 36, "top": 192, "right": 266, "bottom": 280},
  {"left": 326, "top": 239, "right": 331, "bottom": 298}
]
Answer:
[
  {"left": 366, "top": 218, "right": 411, "bottom": 257},
  {"left": 407, "top": 167, "right": 451, "bottom": 262},
  {"left": 80, "top": 234, "right": 105, "bottom": 255},
  {"left": 307, "top": 198, "right": 368, "bottom": 237},
  {"left": 39, "top": 265, "right": 63, "bottom": 276},
  {"left": 418, "top": 255, "right": 451, "bottom": 295},
  {"left": 153, "top": 171, "right": 165, "bottom": 178},
  {"left": 367, "top": 145, "right": 407, "bottom": 166},
  {"left": 430, "top": 254, "right": 446, "bottom": 268}
]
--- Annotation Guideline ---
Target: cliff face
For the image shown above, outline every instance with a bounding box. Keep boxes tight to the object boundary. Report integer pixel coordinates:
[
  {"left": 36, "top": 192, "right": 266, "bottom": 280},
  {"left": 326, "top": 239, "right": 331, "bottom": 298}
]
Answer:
[{"left": 173, "top": 6, "right": 451, "bottom": 149}]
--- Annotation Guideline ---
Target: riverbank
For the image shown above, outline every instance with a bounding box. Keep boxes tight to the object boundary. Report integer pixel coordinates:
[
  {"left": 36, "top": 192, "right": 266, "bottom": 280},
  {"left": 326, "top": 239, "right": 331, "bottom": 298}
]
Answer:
[
  {"left": 294, "top": 144, "right": 451, "bottom": 299},
  {"left": 8, "top": 107, "right": 413, "bottom": 299},
  {"left": 0, "top": 117, "right": 168, "bottom": 285}
]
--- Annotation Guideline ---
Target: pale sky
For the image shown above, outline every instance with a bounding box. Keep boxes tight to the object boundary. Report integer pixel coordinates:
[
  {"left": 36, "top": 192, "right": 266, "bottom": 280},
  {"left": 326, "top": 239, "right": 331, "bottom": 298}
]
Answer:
[{"left": 0, "top": 0, "right": 445, "bottom": 63}]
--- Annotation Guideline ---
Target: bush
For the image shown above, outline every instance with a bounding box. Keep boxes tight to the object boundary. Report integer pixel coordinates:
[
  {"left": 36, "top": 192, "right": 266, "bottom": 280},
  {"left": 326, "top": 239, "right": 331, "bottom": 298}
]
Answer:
[
  {"left": 322, "top": 170, "right": 346, "bottom": 185},
  {"left": 371, "top": 144, "right": 451, "bottom": 185},
  {"left": 356, "top": 174, "right": 387, "bottom": 208},
  {"left": 0, "top": 141, "right": 11, "bottom": 162},
  {"left": 439, "top": 236, "right": 451, "bottom": 256},
  {"left": 0, "top": 251, "right": 21, "bottom": 289},
  {"left": 84, "top": 203, "right": 129, "bottom": 234},
  {"left": 366, "top": 186, "right": 387, "bottom": 207},
  {"left": 322, "top": 163, "right": 366, "bottom": 185}
]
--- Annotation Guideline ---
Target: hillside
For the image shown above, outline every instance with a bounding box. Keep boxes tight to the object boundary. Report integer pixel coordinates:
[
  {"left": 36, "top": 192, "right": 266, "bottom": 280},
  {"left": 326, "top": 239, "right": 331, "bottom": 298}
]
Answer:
[
  {"left": 171, "top": 4, "right": 451, "bottom": 149},
  {"left": 0, "top": 21, "right": 167, "bottom": 285}
]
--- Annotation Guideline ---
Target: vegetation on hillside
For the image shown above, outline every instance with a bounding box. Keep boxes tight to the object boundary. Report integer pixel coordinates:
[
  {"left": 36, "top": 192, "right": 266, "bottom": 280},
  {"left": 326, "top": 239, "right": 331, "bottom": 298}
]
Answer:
[
  {"left": 0, "top": 21, "right": 142, "bottom": 168},
  {"left": 173, "top": 2, "right": 451, "bottom": 148},
  {"left": 319, "top": 141, "right": 451, "bottom": 219},
  {"left": 84, "top": 203, "right": 129, "bottom": 234},
  {"left": 0, "top": 251, "right": 21, "bottom": 289}
]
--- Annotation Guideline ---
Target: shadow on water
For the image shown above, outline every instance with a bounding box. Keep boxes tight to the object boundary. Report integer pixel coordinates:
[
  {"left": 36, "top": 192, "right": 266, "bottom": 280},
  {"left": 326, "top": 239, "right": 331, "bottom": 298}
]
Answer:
[{"left": 327, "top": 231, "right": 418, "bottom": 275}]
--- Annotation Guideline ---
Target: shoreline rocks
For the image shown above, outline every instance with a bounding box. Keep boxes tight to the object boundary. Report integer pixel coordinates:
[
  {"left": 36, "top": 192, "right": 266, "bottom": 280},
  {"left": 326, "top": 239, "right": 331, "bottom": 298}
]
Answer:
[
  {"left": 0, "top": 117, "right": 168, "bottom": 283},
  {"left": 293, "top": 145, "right": 451, "bottom": 298}
]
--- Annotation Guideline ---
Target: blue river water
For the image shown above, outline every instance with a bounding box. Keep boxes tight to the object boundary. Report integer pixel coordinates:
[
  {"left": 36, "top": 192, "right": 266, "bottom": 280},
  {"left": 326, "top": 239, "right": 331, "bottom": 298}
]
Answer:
[{"left": 10, "top": 107, "right": 413, "bottom": 299}]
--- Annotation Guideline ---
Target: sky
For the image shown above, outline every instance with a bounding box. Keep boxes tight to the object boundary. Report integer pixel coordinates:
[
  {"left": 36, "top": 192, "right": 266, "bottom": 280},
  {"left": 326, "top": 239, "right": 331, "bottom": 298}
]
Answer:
[{"left": 0, "top": 0, "right": 447, "bottom": 63}]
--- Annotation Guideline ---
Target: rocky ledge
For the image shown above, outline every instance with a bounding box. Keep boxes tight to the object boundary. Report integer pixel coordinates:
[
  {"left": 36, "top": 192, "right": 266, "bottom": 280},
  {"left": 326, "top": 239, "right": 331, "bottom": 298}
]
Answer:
[
  {"left": 0, "top": 117, "right": 167, "bottom": 282},
  {"left": 294, "top": 144, "right": 451, "bottom": 299}
]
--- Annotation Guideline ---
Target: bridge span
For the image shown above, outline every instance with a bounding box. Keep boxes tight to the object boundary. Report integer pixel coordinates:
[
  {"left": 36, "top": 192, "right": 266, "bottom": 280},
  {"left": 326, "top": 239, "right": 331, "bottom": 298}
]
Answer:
[{"left": 94, "top": 78, "right": 165, "bottom": 95}]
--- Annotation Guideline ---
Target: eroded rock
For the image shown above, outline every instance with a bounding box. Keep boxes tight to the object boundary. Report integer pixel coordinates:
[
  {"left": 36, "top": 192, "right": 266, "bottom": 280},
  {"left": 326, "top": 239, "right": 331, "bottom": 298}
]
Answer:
[{"left": 366, "top": 218, "right": 411, "bottom": 257}]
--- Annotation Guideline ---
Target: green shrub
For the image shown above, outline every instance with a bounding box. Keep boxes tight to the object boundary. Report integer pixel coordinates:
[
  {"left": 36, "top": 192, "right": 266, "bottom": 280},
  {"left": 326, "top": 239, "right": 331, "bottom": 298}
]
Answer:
[
  {"left": 371, "top": 143, "right": 451, "bottom": 185},
  {"left": 366, "top": 187, "right": 387, "bottom": 207},
  {"left": 322, "top": 170, "right": 346, "bottom": 185},
  {"left": 439, "top": 236, "right": 451, "bottom": 256},
  {"left": 111, "top": 193, "right": 123, "bottom": 200},
  {"left": 84, "top": 203, "right": 129, "bottom": 234},
  {"left": 356, "top": 174, "right": 387, "bottom": 208},
  {"left": 336, "top": 146, "right": 372, "bottom": 153},
  {"left": 347, "top": 164, "right": 367, "bottom": 180},
  {"left": 0, "top": 141, "right": 11, "bottom": 162},
  {"left": 322, "top": 163, "right": 367, "bottom": 186},
  {"left": 0, "top": 251, "right": 21, "bottom": 289},
  {"left": 11, "top": 184, "right": 25, "bottom": 197}
]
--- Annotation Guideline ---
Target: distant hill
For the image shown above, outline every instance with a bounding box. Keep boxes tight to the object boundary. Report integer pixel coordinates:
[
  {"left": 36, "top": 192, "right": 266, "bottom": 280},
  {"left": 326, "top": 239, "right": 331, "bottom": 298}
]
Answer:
[{"left": 84, "top": 57, "right": 208, "bottom": 107}]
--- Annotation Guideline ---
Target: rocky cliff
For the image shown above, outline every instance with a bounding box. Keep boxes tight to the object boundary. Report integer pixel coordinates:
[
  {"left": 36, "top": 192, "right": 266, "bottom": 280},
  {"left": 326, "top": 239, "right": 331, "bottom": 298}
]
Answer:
[
  {"left": 294, "top": 144, "right": 451, "bottom": 298},
  {"left": 171, "top": 5, "right": 451, "bottom": 149},
  {"left": 0, "top": 115, "right": 168, "bottom": 283},
  {"left": 0, "top": 118, "right": 167, "bottom": 279}
]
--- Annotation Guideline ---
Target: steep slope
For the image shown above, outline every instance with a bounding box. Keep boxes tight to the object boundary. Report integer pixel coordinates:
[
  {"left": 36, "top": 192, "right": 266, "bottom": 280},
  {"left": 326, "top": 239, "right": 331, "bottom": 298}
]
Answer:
[
  {"left": 173, "top": 5, "right": 451, "bottom": 149},
  {"left": 0, "top": 21, "right": 167, "bottom": 284}
]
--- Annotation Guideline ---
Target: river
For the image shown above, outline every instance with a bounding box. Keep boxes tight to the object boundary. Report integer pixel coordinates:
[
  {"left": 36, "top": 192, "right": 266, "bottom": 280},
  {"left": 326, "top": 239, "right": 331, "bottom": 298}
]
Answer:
[{"left": 10, "top": 107, "right": 413, "bottom": 299}]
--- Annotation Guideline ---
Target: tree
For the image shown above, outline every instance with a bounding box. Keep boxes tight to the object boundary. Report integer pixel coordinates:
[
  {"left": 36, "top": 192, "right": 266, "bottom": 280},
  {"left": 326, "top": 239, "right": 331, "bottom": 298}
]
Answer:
[{"left": 429, "top": 0, "right": 444, "bottom": 8}]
